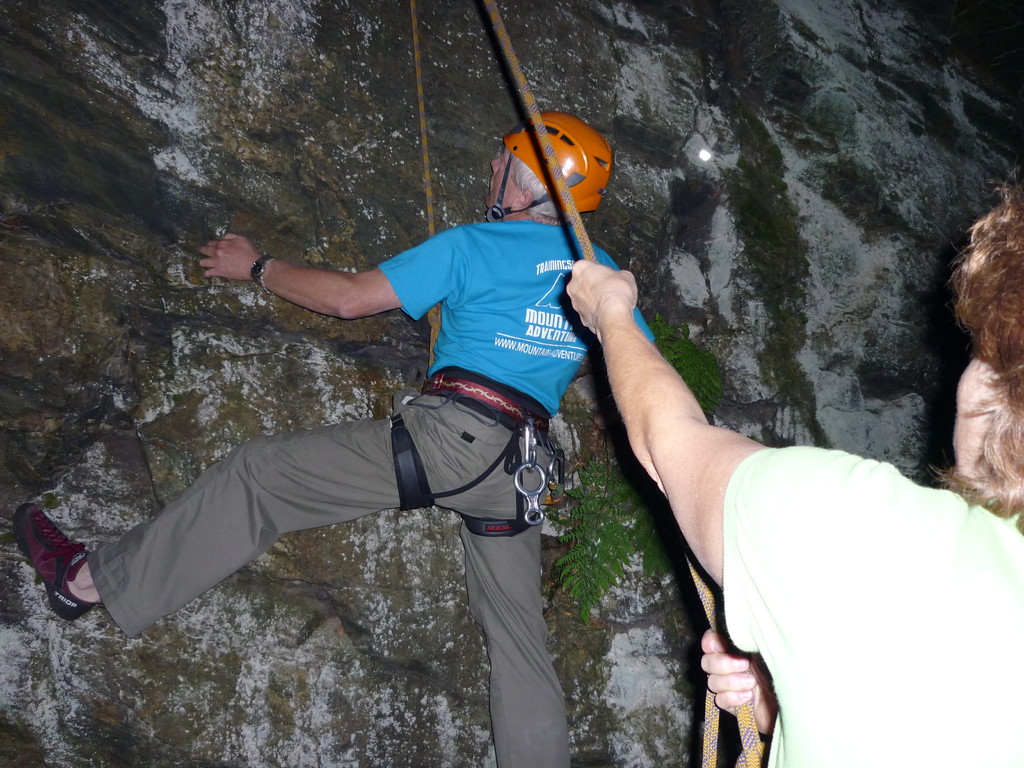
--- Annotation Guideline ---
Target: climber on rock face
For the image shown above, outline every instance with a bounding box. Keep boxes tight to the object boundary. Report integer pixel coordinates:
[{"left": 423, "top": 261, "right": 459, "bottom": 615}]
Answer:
[
  {"left": 565, "top": 182, "right": 1024, "bottom": 766},
  {"left": 12, "top": 111, "right": 653, "bottom": 768}
]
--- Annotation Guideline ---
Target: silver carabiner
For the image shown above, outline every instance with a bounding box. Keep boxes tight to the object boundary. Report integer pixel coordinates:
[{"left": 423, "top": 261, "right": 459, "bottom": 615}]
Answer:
[
  {"left": 547, "top": 448, "right": 564, "bottom": 487},
  {"left": 514, "top": 417, "right": 547, "bottom": 525}
]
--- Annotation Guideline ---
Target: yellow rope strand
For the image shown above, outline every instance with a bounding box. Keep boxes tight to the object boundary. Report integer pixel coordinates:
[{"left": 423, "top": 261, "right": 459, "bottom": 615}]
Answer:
[
  {"left": 689, "top": 557, "right": 724, "bottom": 768},
  {"left": 480, "top": 0, "right": 595, "bottom": 263},
  {"left": 688, "top": 559, "right": 764, "bottom": 768},
  {"left": 410, "top": 0, "right": 435, "bottom": 238},
  {"left": 409, "top": 0, "right": 442, "bottom": 363}
]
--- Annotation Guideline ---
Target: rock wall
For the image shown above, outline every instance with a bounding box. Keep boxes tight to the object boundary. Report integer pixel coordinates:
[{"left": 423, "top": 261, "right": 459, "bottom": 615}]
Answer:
[{"left": 1, "top": 0, "right": 1020, "bottom": 766}]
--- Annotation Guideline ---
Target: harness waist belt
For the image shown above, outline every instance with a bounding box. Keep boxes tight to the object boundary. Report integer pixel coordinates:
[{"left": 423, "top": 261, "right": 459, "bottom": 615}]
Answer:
[
  {"left": 423, "top": 373, "right": 550, "bottom": 432},
  {"left": 445, "top": 393, "right": 520, "bottom": 432}
]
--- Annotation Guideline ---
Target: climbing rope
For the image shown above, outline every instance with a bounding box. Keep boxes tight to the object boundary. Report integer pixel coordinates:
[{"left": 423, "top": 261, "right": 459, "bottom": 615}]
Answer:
[
  {"left": 412, "top": 4, "right": 762, "bottom": 762},
  {"left": 478, "top": 3, "right": 764, "bottom": 765},
  {"left": 410, "top": 0, "right": 435, "bottom": 239},
  {"left": 409, "top": 0, "right": 442, "bottom": 363},
  {"left": 479, "top": 0, "right": 595, "bottom": 263},
  {"left": 688, "top": 560, "right": 764, "bottom": 768}
]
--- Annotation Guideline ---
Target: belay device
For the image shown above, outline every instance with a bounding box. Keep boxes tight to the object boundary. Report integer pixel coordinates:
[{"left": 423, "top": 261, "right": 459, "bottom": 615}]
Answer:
[{"left": 513, "top": 416, "right": 557, "bottom": 526}]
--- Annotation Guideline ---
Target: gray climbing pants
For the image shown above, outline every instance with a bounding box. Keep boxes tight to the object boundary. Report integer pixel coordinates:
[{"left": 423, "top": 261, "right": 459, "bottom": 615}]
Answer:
[{"left": 90, "top": 391, "right": 570, "bottom": 768}]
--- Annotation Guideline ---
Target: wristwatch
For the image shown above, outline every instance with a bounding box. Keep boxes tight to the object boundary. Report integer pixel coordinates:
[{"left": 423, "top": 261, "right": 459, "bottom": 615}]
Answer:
[{"left": 251, "top": 255, "right": 274, "bottom": 293}]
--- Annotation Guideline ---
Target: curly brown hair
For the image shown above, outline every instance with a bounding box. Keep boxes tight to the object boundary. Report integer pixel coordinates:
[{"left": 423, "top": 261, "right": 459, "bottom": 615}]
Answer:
[{"left": 947, "top": 182, "right": 1024, "bottom": 526}]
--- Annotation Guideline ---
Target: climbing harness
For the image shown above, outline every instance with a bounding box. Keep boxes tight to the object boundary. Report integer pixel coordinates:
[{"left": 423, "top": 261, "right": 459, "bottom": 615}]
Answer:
[
  {"left": 422, "top": 370, "right": 563, "bottom": 528},
  {"left": 425, "top": 370, "right": 550, "bottom": 429},
  {"left": 390, "top": 401, "right": 557, "bottom": 536},
  {"left": 390, "top": 412, "right": 432, "bottom": 511},
  {"left": 390, "top": 368, "right": 562, "bottom": 535}
]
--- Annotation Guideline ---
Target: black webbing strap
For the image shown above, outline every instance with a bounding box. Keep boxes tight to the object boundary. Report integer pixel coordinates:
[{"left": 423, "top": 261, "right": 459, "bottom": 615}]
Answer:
[{"left": 390, "top": 413, "right": 434, "bottom": 510}]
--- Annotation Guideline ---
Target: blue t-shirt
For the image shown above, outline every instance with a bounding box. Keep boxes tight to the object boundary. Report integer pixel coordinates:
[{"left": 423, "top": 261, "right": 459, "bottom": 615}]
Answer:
[{"left": 379, "top": 220, "right": 651, "bottom": 415}]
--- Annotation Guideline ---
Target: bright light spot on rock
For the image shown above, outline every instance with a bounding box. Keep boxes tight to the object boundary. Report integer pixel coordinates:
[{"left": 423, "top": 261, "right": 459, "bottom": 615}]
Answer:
[{"left": 698, "top": 148, "right": 713, "bottom": 162}]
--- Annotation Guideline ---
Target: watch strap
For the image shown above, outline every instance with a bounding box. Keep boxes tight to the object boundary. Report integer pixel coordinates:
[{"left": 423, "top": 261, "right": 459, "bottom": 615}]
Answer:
[{"left": 251, "top": 255, "right": 274, "bottom": 293}]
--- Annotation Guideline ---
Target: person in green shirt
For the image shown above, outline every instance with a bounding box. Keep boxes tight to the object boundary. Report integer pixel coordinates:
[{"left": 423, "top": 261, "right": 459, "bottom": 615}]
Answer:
[{"left": 567, "top": 182, "right": 1024, "bottom": 766}]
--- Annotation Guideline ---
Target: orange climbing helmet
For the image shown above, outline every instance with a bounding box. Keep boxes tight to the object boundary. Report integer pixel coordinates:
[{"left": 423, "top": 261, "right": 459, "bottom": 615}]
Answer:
[{"left": 503, "top": 112, "right": 613, "bottom": 212}]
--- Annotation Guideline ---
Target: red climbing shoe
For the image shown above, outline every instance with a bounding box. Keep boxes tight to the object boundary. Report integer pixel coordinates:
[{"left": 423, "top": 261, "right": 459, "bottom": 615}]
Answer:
[{"left": 13, "top": 503, "right": 95, "bottom": 620}]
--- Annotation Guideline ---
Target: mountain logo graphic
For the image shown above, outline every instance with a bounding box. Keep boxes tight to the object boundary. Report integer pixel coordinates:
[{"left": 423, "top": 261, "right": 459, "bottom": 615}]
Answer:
[{"left": 536, "top": 274, "right": 566, "bottom": 309}]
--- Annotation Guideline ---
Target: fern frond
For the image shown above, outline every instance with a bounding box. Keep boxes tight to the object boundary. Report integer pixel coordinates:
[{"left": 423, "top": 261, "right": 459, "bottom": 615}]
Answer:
[
  {"left": 649, "top": 314, "right": 722, "bottom": 414},
  {"left": 553, "top": 316, "right": 723, "bottom": 622}
]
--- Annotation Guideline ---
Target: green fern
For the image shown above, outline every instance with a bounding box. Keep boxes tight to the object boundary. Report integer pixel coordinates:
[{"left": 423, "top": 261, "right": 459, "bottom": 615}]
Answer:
[
  {"left": 554, "top": 316, "right": 722, "bottom": 621},
  {"left": 648, "top": 314, "right": 722, "bottom": 414},
  {"left": 555, "top": 455, "right": 674, "bottom": 621},
  {"left": 555, "top": 456, "right": 645, "bottom": 620}
]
